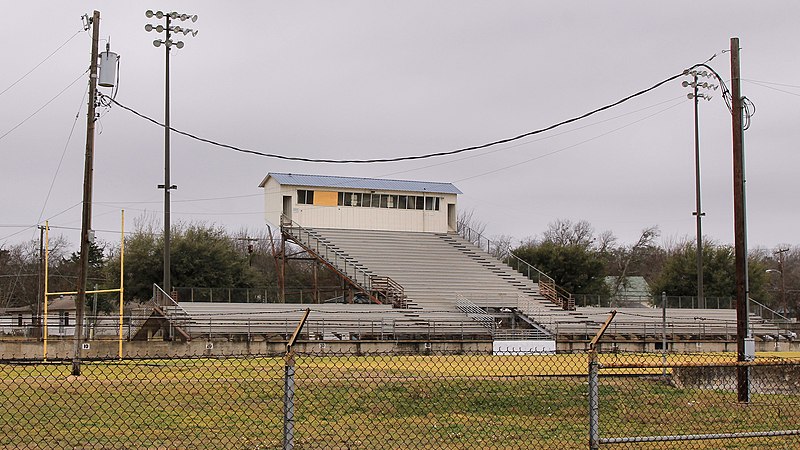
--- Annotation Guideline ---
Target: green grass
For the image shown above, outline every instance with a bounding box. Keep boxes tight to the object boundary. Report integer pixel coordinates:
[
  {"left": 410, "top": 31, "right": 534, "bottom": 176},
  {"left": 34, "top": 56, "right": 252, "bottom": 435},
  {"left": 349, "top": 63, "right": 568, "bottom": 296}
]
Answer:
[{"left": 0, "top": 355, "right": 798, "bottom": 449}]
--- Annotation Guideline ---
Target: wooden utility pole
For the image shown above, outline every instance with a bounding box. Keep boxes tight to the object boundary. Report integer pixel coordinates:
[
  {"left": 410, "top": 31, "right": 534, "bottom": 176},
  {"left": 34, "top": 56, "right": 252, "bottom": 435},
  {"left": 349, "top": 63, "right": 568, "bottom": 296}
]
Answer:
[
  {"left": 73, "top": 10, "right": 101, "bottom": 376},
  {"left": 730, "top": 37, "right": 750, "bottom": 403},
  {"left": 36, "top": 225, "right": 45, "bottom": 337}
]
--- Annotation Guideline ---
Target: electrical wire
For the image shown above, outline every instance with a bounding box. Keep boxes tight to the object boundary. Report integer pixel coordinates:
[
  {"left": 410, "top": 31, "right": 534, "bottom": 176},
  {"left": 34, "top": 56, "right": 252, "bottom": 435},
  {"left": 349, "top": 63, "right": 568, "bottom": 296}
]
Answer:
[
  {"left": 454, "top": 98, "right": 686, "bottom": 183},
  {"left": 94, "top": 205, "right": 263, "bottom": 217},
  {"left": 689, "top": 60, "right": 755, "bottom": 130},
  {"left": 0, "top": 29, "right": 84, "bottom": 99},
  {"left": 0, "top": 202, "right": 82, "bottom": 242},
  {"left": 0, "top": 69, "right": 89, "bottom": 143},
  {"left": 743, "top": 79, "right": 800, "bottom": 97},
  {"left": 380, "top": 95, "right": 686, "bottom": 179},
  {"left": 742, "top": 79, "right": 800, "bottom": 89},
  {"left": 94, "top": 192, "right": 263, "bottom": 205},
  {"left": 36, "top": 89, "right": 87, "bottom": 227},
  {"left": 98, "top": 61, "right": 714, "bottom": 164}
]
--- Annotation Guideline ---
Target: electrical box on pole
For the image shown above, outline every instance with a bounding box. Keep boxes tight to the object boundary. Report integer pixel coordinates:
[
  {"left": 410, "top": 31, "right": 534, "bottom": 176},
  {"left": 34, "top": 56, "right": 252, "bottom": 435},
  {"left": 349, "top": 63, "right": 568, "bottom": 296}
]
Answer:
[{"left": 98, "top": 45, "right": 119, "bottom": 88}]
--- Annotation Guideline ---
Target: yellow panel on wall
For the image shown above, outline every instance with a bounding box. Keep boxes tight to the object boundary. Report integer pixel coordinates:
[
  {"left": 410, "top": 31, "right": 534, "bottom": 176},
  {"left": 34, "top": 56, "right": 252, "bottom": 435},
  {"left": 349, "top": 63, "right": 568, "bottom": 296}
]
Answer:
[{"left": 314, "top": 191, "right": 338, "bottom": 206}]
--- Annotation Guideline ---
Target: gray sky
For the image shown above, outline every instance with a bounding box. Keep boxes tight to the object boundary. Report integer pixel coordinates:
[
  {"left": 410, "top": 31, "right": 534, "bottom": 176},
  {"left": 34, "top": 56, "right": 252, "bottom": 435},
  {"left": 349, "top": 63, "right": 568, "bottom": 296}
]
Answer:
[{"left": 1, "top": 1, "right": 798, "bottom": 252}]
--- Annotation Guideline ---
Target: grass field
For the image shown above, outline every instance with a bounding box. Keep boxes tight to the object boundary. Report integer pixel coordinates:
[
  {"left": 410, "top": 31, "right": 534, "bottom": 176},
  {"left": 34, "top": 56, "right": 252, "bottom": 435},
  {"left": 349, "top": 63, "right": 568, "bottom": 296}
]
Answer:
[{"left": 0, "top": 352, "right": 798, "bottom": 449}]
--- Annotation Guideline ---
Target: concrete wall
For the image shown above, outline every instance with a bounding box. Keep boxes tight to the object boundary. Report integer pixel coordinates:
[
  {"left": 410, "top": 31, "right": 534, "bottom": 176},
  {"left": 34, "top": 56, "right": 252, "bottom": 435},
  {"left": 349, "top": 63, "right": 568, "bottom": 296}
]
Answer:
[
  {"left": 674, "top": 364, "right": 800, "bottom": 394},
  {"left": 4, "top": 336, "right": 798, "bottom": 359},
  {"left": 558, "top": 339, "right": 800, "bottom": 353},
  {"left": 0, "top": 339, "right": 492, "bottom": 359}
]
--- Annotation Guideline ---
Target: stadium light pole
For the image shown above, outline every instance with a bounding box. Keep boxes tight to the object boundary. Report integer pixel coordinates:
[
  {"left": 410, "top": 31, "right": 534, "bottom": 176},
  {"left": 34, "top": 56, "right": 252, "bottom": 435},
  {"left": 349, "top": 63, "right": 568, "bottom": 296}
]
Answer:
[
  {"left": 145, "top": 10, "right": 198, "bottom": 295},
  {"left": 682, "top": 70, "right": 717, "bottom": 309}
]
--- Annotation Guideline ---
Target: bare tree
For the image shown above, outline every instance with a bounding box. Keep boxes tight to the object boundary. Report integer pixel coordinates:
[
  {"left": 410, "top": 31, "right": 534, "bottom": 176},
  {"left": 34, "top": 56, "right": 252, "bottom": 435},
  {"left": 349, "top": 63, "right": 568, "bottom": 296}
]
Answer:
[
  {"left": 608, "top": 226, "right": 660, "bottom": 298},
  {"left": 542, "top": 218, "right": 595, "bottom": 248}
]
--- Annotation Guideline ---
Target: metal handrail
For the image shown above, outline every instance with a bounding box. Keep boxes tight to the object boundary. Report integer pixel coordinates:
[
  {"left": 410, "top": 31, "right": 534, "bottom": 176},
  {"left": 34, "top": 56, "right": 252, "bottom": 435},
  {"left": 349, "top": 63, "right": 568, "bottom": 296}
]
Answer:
[
  {"left": 281, "top": 218, "right": 374, "bottom": 289},
  {"left": 281, "top": 216, "right": 406, "bottom": 308},
  {"left": 748, "top": 297, "right": 792, "bottom": 325},
  {"left": 456, "top": 221, "right": 574, "bottom": 310},
  {"left": 151, "top": 283, "right": 192, "bottom": 336}
]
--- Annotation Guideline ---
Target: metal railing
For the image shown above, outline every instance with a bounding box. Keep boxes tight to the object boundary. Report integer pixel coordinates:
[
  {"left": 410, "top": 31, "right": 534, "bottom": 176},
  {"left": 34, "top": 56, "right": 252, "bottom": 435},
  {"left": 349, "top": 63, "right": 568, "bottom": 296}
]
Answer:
[
  {"left": 281, "top": 217, "right": 406, "bottom": 308},
  {"left": 455, "top": 294, "right": 497, "bottom": 332},
  {"left": 151, "top": 284, "right": 191, "bottom": 338},
  {"left": 749, "top": 297, "right": 794, "bottom": 333},
  {"left": 456, "top": 222, "right": 574, "bottom": 310}
]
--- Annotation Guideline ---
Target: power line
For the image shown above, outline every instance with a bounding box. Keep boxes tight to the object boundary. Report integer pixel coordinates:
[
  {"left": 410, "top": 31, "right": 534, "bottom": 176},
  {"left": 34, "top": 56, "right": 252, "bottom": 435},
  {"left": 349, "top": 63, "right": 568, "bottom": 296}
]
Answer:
[
  {"left": 0, "top": 69, "right": 88, "bottom": 143},
  {"left": 742, "top": 78, "right": 800, "bottom": 89},
  {"left": 454, "top": 99, "right": 686, "bottom": 183},
  {"left": 743, "top": 79, "right": 800, "bottom": 98},
  {"left": 99, "top": 61, "right": 714, "bottom": 164},
  {"left": 0, "top": 202, "right": 83, "bottom": 242},
  {"left": 36, "top": 89, "right": 87, "bottom": 227},
  {"left": 94, "top": 192, "right": 263, "bottom": 205},
  {"left": 381, "top": 95, "right": 686, "bottom": 179},
  {"left": 0, "top": 29, "right": 84, "bottom": 99}
]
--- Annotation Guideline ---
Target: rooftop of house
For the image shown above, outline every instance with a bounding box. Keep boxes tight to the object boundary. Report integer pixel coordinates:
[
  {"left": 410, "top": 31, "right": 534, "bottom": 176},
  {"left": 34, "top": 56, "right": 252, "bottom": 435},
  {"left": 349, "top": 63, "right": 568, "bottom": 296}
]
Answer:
[{"left": 259, "top": 173, "right": 462, "bottom": 195}]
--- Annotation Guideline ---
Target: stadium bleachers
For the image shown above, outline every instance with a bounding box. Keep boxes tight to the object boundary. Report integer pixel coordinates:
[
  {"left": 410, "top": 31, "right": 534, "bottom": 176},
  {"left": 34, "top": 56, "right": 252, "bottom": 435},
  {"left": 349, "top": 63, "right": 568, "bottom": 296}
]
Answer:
[{"left": 146, "top": 227, "right": 786, "bottom": 344}]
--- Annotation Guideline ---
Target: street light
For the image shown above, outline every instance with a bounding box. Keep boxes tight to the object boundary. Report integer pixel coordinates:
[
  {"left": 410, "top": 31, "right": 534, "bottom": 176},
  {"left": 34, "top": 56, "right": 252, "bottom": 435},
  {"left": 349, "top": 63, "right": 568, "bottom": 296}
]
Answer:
[
  {"left": 683, "top": 70, "right": 717, "bottom": 309},
  {"left": 767, "top": 263, "right": 787, "bottom": 317},
  {"left": 144, "top": 10, "right": 198, "bottom": 295}
]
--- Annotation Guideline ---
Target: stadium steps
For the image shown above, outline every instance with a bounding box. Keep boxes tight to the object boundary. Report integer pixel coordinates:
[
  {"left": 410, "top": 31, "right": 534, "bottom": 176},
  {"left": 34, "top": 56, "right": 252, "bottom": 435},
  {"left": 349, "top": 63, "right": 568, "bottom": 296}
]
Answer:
[{"left": 303, "top": 228, "right": 579, "bottom": 336}]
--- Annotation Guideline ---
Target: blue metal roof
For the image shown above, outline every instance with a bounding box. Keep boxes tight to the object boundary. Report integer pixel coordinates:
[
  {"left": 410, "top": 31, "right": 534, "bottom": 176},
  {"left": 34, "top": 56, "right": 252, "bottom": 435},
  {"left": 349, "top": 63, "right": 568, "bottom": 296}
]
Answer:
[{"left": 262, "top": 173, "right": 462, "bottom": 195}]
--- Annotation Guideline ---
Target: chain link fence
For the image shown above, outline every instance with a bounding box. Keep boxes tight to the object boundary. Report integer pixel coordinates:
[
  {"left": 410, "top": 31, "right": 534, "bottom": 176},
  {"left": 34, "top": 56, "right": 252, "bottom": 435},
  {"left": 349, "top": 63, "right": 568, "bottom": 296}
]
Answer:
[{"left": 1, "top": 349, "right": 798, "bottom": 449}]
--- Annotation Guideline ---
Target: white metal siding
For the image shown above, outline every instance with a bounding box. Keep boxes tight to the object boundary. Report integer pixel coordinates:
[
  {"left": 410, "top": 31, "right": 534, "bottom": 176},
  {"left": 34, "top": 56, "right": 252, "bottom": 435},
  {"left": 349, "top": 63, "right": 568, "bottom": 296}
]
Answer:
[{"left": 263, "top": 177, "right": 457, "bottom": 232}]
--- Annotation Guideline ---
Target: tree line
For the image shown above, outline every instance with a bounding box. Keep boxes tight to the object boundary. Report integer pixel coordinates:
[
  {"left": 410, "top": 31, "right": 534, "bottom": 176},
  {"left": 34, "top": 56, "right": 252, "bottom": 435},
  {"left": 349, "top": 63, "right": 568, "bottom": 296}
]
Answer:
[
  {"left": 0, "top": 218, "right": 339, "bottom": 310},
  {"left": 466, "top": 217, "right": 797, "bottom": 315},
  {"left": 1, "top": 216, "right": 797, "bottom": 316}
]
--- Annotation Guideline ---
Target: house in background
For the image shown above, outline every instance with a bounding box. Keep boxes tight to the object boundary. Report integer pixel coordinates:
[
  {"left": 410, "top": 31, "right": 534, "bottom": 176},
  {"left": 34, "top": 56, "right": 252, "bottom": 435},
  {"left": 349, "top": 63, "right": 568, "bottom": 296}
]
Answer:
[
  {"left": 0, "top": 296, "right": 78, "bottom": 337},
  {"left": 605, "top": 276, "right": 652, "bottom": 307},
  {"left": 260, "top": 173, "right": 461, "bottom": 233},
  {"left": 0, "top": 305, "right": 33, "bottom": 336},
  {"left": 46, "top": 296, "right": 77, "bottom": 337}
]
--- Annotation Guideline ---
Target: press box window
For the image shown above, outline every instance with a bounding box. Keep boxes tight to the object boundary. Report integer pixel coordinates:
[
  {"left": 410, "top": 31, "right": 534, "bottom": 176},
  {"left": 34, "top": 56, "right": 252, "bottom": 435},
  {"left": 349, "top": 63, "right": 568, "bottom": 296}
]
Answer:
[
  {"left": 297, "top": 190, "right": 314, "bottom": 205},
  {"left": 342, "top": 192, "right": 362, "bottom": 207},
  {"left": 425, "top": 197, "right": 440, "bottom": 211}
]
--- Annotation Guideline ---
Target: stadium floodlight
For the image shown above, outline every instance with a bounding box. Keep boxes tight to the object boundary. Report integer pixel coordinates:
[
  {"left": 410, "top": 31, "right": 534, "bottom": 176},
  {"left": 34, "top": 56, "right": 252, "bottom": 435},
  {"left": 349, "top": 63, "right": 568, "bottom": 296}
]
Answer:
[
  {"left": 683, "top": 68, "right": 719, "bottom": 310},
  {"left": 144, "top": 10, "right": 199, "bottom": 295}
]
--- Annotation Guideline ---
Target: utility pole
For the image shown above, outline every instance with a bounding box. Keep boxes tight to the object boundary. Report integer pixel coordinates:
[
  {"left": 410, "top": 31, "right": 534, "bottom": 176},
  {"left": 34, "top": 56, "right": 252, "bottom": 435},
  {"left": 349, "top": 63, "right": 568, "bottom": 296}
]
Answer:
[
  {"left": 73, "top": 10, "right": 101, "bottom": 376},
  {"left": 730, "top": 37, "right": 750, "bottom": 403},
  {"left": 775, "top": 248, "right": 788, "bottom": 314},
  {"left": 693, "top": 72, "right": 705, "bottom": 310},
  {"left": 684, "top": 70, "right": 716, "bottom": 309},
  {"left": 163, "top": 13, "right": 173, "bottom": 296},
  {"left": 145, "top": 10, "right": 199, "bottom": 296},
  {"left": 37, "top": 225, "right": 45, "bottom": 336}
]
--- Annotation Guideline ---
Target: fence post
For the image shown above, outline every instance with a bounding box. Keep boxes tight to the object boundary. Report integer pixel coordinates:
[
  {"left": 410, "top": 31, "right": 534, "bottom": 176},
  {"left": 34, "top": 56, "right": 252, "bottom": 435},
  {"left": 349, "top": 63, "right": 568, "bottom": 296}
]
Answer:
[
  {"left": 587, "top": 310, "right": 615, "bottom": 450},
  {"left": 588, "top": 352, "right": 600, "bottom": 450},
  {"left": 283, "top": 352, "right": 296, "bottom": 450},
  {"left": 283, "top": 308, "right": 310, "bottom": 450},
  {"left": 662, "top": 291, "right": 667, "bottom": 378}
]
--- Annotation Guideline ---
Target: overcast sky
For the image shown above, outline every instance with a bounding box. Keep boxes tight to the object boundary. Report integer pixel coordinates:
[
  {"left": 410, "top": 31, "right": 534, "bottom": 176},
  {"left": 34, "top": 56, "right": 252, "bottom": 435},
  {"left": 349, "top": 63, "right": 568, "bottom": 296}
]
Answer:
[{"left": 1, "top": 1, "right": 798, "bottom": 252}]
